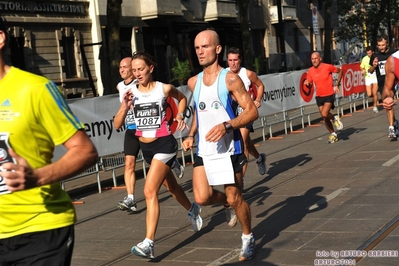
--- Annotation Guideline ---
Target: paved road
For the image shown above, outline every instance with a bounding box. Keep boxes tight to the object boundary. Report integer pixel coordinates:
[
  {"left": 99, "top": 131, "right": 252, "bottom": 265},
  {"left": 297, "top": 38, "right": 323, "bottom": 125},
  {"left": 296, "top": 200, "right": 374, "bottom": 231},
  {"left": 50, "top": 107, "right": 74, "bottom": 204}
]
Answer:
[{"left": 69, "top": 104, "right": 399, "bottom": 266}]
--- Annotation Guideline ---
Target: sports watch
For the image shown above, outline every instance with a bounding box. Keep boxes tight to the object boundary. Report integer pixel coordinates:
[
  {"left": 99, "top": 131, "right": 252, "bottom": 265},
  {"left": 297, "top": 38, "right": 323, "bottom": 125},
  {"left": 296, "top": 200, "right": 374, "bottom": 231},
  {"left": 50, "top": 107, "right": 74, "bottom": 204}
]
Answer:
[{"left": 223, "top": 121, "right": 233, "bottom": 134}]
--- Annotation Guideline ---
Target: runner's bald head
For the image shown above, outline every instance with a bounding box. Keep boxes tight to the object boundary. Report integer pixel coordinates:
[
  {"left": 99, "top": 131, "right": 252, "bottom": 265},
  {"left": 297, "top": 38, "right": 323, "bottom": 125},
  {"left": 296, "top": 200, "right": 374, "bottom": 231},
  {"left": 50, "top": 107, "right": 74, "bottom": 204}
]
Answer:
[
  {"left": 311, "top": 52, "right": 321, "bottom": 59},
  {"left": 196, "top": 29, "right": 220, "bottom": 46}
]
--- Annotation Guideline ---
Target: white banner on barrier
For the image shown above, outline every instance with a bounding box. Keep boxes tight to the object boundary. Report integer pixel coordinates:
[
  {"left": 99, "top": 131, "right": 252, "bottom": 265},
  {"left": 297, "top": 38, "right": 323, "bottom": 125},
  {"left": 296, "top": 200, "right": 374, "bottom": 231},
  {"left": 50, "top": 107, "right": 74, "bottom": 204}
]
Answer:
[
  {"left": 54, "top": 95, "right": 124, "bottom": 159},
  {"left": 280, "top": 72, "right": 301, "bottom": 111},
  {"left": 257, "top": 70, "right": 316, "bottom": 115},
  {"left": 258, "top": 73, "right": 284, "bottom": 116}
]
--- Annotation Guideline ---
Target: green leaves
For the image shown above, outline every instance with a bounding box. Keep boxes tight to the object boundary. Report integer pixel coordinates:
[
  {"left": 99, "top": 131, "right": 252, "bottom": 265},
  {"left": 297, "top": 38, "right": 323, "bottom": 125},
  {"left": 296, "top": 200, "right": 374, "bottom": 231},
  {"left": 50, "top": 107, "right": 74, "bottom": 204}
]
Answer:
[
  {"left": 171, "top": 58, "right": 191, "bottom": 85},
  {"left": 336, "top": 0, "right": 399, "bottom": 46}
]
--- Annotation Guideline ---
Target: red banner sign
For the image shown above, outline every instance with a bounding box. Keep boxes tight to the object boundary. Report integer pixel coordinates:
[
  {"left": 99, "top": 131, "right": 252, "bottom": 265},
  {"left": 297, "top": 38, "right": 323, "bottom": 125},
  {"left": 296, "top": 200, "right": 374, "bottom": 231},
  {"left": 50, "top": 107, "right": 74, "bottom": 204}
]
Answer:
[{"left": 341, "top": 63, "right": 366, "bottom": 97}]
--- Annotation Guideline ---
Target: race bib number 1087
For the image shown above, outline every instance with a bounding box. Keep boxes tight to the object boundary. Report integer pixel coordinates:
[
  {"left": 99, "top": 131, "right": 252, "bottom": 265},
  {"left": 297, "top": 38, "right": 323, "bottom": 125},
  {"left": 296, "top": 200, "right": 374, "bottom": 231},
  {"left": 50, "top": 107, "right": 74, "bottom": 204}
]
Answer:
[{"left": 134, "top": 102, "right": 162, "bottom": 130}]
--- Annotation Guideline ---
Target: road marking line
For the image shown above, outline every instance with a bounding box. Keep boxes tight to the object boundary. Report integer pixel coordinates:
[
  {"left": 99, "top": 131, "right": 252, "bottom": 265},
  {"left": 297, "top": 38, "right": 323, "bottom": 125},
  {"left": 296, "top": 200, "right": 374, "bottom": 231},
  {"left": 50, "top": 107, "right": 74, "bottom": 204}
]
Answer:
[
  {"left": 207, "top": 249, "right": 240, "bottom": 265},
  {"left": 308, "top": 188, "right": 350, "bottom": 210},
  {"left": 382, "top": 154, "right": 399, "bottom": 167}
]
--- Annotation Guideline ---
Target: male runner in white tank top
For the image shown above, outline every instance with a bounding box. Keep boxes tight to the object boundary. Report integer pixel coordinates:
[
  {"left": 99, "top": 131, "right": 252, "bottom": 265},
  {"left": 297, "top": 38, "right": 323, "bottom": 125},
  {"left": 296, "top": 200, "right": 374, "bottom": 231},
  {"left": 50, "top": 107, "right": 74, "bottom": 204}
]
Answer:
[
  {"left": 182, "top": 29, "right": 258, "bottom": 261},
  {"left": 226, "top": 47, "right": 267, "bottom": 177}
]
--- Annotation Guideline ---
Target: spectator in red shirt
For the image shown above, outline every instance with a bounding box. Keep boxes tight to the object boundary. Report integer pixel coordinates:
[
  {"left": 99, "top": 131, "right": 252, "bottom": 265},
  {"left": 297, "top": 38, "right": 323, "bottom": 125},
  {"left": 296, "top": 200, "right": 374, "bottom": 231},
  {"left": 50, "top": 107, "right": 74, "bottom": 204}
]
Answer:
[{"left": 303, "top": 52, "right": 343, "bottom": 143}]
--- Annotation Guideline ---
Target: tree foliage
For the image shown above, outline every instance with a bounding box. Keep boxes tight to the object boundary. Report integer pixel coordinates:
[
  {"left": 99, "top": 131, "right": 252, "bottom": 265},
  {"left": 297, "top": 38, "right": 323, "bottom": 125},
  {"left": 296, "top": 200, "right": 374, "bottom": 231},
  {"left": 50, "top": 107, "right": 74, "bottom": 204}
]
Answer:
[
  {"left": 335, "top": 0, "right": 399, "bottom": 47},
  {"left": 171, "top": 58, "right": 191, "bottom": 85},
  {"left": 237, "top": 0, "right": 253, "bottom": 71}
]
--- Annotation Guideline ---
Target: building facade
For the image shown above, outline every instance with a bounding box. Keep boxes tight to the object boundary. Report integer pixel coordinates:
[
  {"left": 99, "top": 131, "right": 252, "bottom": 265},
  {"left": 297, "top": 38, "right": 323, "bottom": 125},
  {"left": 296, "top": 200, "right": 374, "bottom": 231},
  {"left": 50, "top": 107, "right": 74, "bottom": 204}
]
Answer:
[
  {"left": 1, "top": 1, "right": 97, "bottom": 97},
  {"left": 2, "top": 0, "right": 340, "bottom": 97}
]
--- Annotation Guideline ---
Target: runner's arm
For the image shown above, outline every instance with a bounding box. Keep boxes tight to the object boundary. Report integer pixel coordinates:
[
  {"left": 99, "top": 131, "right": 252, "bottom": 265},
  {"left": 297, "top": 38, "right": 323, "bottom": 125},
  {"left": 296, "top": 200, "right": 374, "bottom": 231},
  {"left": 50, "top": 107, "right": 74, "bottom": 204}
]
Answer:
[{"left": 382, "top": 56, "right": 396, "bottom": 110}]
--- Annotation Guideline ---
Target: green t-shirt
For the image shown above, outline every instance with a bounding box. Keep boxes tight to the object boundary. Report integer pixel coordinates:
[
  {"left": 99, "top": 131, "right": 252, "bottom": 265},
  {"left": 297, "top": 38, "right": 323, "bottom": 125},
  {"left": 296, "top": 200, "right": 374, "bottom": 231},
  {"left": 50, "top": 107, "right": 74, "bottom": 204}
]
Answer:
[{"left": 0, "top": 67, "right": 84, "bottom": 238}]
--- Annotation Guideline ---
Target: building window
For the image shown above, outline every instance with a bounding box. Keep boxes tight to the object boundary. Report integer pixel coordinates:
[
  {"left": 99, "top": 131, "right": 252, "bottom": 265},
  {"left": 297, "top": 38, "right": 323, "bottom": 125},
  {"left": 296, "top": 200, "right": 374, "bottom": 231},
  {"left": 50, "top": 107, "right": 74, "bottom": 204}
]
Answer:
[
  {"left": 10, "top": 37, "right": 25, "bottom": 70},
  {"left": 62, "top": 35, "right": 77, "bottom": 78},
  {"left": 276, "top": 34, "right": 281, "bottom": 53},
  {"left": 310, "top": 28, "right": 316, "bottom": 51},
  {"left": 320, "top": 28, "right": 324, "bottom": 48},
  {"left": 120, "top": 27, "right": 133, "bottom": 57},
  {"left": 294, "top": 28, "right": 299, "bottom": 52},
  {"left": 56, "top": 27, "right": 83, "bottom": 80},
  {"left": 9, "top": 27, "right": 26, "bottom": 70},
  {"left": 61, "top": 28, "right": 77, "bottom": 78}
]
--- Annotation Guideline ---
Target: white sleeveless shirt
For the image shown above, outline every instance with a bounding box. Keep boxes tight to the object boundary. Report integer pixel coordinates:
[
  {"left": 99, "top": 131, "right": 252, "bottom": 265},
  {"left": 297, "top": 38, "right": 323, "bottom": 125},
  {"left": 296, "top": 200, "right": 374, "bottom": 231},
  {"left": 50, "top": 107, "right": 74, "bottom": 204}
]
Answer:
[
  {"left": 226, "top": 67, "right": 251, "bottom": 91},
  {"left": 131, "top": 81, "right": 172, "bottom": 138},
  {"left": 193, "top": 69, "right": 243, "bottom": 156},
  {"left": 117, "top": 79, "right": 137, "bottom": 129}
]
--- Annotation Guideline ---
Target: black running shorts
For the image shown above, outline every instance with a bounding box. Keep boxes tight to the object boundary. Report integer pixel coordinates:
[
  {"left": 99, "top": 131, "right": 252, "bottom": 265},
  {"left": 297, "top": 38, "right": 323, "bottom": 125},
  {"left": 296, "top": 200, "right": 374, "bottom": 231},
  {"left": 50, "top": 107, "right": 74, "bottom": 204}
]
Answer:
[
  {"left": 124, "top": 129, "right": 140, "bottom": 157},
  {"left": 315, "top": 94, "right": 335, "bottom": 109},
  {"left": 0, "top": 225, "right": 74, "bottom": 265}
]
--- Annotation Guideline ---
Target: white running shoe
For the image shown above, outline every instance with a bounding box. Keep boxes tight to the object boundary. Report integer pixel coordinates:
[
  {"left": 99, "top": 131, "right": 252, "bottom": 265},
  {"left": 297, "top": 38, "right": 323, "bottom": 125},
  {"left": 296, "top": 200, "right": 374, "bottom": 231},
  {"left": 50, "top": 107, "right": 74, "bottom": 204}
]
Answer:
[
  {"left": 187, "top": 202, "right": 203, "bottom": 232},
  {"left": 131, "top": 239, "right": 154, "bottom": 259},
  {"left": 388, "top": 126, "right": 396, "bottom": 138},
  {"left": 333, "top": 115, "right": 343, "bottom": 131},
  {"left": 225, "top": 206, "right": 238, "bottom": 228},
  {"left": 239, "top": 235, "right": 256, "bottom": 261},
  {"left": 328, "top": 133, "right": 339, "bottom": 144},
  {"left": 117, "top": 197, "right": 137, "bottom": 212}
]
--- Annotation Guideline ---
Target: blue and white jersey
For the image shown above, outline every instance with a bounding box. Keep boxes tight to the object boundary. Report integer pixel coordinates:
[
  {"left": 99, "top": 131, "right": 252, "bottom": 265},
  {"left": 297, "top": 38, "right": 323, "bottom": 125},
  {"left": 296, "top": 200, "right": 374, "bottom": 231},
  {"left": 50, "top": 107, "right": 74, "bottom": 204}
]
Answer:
[
  {"left": 193, "top": 69, "right": 243, "bottom": 157},
  {"left": 117, "top": 79, "right": 137, "bottom": 130}
]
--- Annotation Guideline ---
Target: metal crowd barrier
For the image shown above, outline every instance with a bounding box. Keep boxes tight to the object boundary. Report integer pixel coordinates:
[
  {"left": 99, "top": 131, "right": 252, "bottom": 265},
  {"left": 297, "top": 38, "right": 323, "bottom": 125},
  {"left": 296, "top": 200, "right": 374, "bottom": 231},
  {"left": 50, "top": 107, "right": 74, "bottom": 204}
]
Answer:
[
  {"left": 302, "top": 105, "right": 321, "bottom": 126},
  {"left": 259, "top": 95, "right": 370, "bottom": 140},
  {"left": 335, "top": 92, "right": 368, "bottom": 117},
  {"left": 287, "top": 107, "right": 305, "bottom": 132},
  {"left": 60, "top": 163, "right": 101, "bottom": 193},
  {"left": 98, "top": 150, "right": 148, "bottom": 192}
]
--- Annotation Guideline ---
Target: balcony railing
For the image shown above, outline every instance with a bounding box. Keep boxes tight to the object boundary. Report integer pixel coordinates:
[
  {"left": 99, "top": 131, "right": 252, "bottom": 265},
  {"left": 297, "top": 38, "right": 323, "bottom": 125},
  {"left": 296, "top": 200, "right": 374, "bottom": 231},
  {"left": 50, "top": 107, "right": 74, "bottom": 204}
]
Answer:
[
  {"left": 204, "top": 0, "right": 237, "bottom": 21},
  {"left": 141, "top": 0, "right": 183, "bottom": 20},
  {"left": 269, "top": 5, "right": 297, "bottom": 24}
]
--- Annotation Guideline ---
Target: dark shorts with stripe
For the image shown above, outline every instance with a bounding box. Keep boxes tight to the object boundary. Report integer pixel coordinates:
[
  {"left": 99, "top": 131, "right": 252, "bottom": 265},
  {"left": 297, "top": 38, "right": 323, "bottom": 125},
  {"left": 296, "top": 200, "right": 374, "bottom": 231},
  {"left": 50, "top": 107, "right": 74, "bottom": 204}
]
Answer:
[{"left": 139, "top": 134, "right": 177, "bottom": 167}]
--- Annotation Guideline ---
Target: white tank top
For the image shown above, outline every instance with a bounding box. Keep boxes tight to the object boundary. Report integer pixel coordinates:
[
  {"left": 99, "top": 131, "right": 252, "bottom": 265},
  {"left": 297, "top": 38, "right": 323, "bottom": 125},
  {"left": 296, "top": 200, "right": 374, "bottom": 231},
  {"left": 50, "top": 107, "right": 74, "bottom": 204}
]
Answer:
[
  {"left": 226, "top": 67, "right": 251, "bottom": 115},
  {"left": 193, "top": 69, "right": 243, "bottom": 156},
  {"left": 117, "top": 79, "right": 137, "bottom": 129},
  {"left": 226, "top": 67, "right": 251, "bottom": 91}
]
